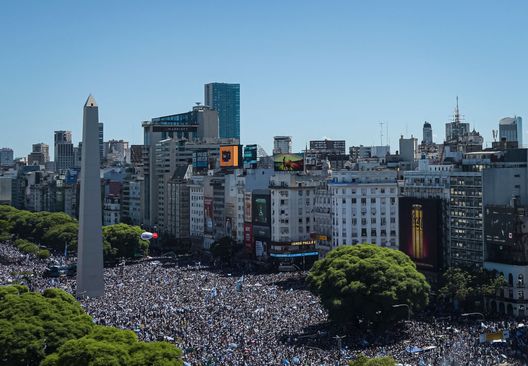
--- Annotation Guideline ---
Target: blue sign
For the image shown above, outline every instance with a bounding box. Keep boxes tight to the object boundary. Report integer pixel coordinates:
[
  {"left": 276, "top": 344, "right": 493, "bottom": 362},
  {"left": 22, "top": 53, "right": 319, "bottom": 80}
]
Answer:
[{"left": 270, "top": 252, "right": 319, "bottom": 258}]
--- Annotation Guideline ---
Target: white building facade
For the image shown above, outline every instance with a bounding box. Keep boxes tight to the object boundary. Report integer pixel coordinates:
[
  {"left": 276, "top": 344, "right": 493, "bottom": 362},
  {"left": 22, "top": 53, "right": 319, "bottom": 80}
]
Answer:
[{"left": 329, "top": 170, "right": 399, "bottom": 249}]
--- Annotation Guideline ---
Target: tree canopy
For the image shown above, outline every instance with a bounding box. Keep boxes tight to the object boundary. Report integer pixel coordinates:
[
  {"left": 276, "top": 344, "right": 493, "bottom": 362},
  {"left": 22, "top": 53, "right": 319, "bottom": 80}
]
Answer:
[
  {"left": 41, "top": 326, "right": 183, "bottom": 366},
  {"left": 307, "top": 244, "right": 430, "bottom": 325},
  {"left": 349, "top": 355, "right": 396, "bottom": 366},
  {"left": 0, "top": 285, "right": 93, "bottom": 366},
  {"left": 0, "top": 285, "right": 183, "bottom": 366},
  {"left": 0, "top": 205, "right": 149, "bottom": 260},
  {"left": 103, "top": 224, "right": 149, "bottom": 260},
  {"left": 210, "top": 236, "right": 236, "bottom": 264},
  {"left": 438, "top": 267, "right": 506, "bottom": 312}
]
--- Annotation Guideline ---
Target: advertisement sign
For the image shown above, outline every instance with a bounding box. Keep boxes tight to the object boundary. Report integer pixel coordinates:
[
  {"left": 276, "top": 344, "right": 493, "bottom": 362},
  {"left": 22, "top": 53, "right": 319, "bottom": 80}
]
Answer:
[
  {"left": 192, "top": 150, "right": 209, "bottom": 170},
  {"left": 220, "top": 145, "right": 241, "bottom": 168},
  {"left": 273, "top": 153, "right": 304, "bottom": 171},
  {"left": 269, "top": 252, "right": 319, "bottom": 258},
  {"left": 252, "top": 194, "right": 270, "bottom": 226},
  {"left": 255, "top": 241, "right": 265, "bottom": 257},
  {"left": 398, "top": 197, "right": 442, "bottom": 271},
  {"left": 484, "top": 206, "right": 515, "bottom": 245},
  {"left": 244, "top": 223, "right": 253, "bottom": 250},
  {"left": 243, "top": 144, "right": 258, "bottom": 168},
  {"left": 244, "top": 192, "right": 252, "bottom": 223},
  {"left": 479, "top": 331, "right": 510, "bottom": 344},
  {"left": 225, "top": 218, "right": 233, "bottom": 238},
  {"left": 204, "top": 198, "right": 214, "bottom": 235},
  {"left": 484, "top": 206, "right": 526, "bottom": 264},
  {"left": 152, "top": 126, "right": 197, "bottom": 133}
]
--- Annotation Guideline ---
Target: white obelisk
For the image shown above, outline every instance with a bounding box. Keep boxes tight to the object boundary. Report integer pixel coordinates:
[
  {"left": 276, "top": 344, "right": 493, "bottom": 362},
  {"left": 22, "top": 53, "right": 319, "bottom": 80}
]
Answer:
[{"left": 76, "top": 95, "right": 104, "bottom": 297}]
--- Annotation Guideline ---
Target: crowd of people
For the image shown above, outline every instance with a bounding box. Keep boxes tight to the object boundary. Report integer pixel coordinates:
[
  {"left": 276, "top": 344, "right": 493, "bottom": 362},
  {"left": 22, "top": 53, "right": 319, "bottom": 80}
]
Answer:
[{"left": 1, "top": 241, "right": 527, "bottom": 365}]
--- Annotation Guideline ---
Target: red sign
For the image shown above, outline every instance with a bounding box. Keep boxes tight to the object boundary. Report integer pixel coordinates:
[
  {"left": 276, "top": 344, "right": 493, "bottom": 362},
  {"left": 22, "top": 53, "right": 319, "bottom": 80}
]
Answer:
[{"left": 244, "top": 223, "right": 253, "bottom": 250}]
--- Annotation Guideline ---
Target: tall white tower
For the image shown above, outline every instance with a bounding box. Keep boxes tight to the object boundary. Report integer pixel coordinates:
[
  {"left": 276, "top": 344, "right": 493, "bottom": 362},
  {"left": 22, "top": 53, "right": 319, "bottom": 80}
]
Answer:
[{"left": 76, "top": 95, "right": 104, "bottom": 298}]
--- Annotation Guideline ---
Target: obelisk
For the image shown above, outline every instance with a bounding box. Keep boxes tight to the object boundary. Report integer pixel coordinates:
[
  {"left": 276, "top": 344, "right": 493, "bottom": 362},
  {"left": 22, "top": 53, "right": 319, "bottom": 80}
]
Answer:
[{"left": 76, "top": 95, "right": 104, "bottom": 297}]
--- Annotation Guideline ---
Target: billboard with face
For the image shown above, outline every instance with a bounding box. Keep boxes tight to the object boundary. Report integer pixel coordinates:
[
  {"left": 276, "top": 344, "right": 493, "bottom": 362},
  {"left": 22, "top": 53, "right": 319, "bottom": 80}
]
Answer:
[
  {"left": 273, "top": 154, "right": 304, "bottom": 171},
  {"left": 398, "top": 197, "right": 442, "bottom": 271},
  {"left": 220, "top": 145, "right": 241, "bottom": 168}
]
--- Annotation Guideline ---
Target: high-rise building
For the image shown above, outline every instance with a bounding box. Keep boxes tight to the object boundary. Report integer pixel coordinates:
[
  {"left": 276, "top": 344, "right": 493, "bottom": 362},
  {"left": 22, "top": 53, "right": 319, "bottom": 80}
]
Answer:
[
  {"left": 28, "top": 143, "right": 50, "bottom": 166},
  {"left": 0, "top": 148, "right": 14, "bottom": 167},
  {"left": 422, "top": 121, "right": 433, "bottom": 145},
  {"left": 273, "top": 136, "right": 292, "bottom": 155},
  {"left": 204, "top": 82, "right": 240, "bottom": 139},
  {"left": 399, "top": 135, "right": 418, "bottom": 163},
  {"left": 54, "top": 130, "right": 74, "bottom": 172},
  {"left": 142, "top": 105, "right": 223, "bottom": 226},
  {"left": 499, "top": 116, "right": 523, "bottom": 147}
]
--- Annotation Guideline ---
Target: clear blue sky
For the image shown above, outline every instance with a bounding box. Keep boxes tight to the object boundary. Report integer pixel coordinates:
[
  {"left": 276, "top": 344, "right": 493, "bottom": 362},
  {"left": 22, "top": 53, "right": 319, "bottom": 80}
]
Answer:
[{"left": 1, "top": 0, "right": 527, "bottom": 158}]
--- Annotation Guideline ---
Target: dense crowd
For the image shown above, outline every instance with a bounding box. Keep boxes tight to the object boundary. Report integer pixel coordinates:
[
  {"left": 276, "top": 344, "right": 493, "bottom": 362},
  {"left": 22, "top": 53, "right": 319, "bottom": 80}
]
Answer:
[{"left": 1, "top": 241, "right": 527, "bottom": 365}]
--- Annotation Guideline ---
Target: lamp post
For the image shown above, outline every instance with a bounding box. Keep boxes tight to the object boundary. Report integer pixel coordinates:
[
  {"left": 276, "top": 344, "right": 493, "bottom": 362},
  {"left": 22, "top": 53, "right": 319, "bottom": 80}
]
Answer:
[{"left": 392, "top": 304, "right": 411, "bottom": 321}]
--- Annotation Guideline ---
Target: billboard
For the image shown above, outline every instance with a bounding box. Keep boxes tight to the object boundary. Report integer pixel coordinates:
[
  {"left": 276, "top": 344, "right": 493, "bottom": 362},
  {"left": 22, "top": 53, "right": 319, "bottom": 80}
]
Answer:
[
  {"left": 484, "top": 206, "right": 516, "bottom": 245},
  {"left": 192, "top": 150, "right": 209, "bottom": 170},
  {"left": 204, "top": 198, "right": 214, "bottom": 235},
  {"left": 244, "top": 192, "right": 252, "bottom": 223},
  {"left": 244, "top": 223, "right": 253, "bottom": 250},
  {"left": 252, "top": 194, "right": 270, "bottom": 226},
  {"left": 484, "top": 206, "right": 526, "bottom": 264},
  {"left": 220, "top": 145, "right": 241, "bottom": 168},
  {"left": 244, "top": 145, "right": 258, "bottom": 168},
  {"left": 398, "top": 197, "right": 442, "bottom": 271},
  {"left": 225, "top": 218, "right": 233, "bottom": 238},
  {"left": 274, "top": 153, "right": 304, "bottom": 171}
]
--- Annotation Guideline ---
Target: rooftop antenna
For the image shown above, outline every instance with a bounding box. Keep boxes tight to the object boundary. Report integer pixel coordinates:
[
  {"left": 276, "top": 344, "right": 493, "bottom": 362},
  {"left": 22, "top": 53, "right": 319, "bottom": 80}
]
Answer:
[
  {"left": 379, "top": 122, "right": 384, "bottom": 146},
  {"left": 492, "top": 129, "right": 498, "bottom": 142},
  {"left": 386, "top": 122, "right": 389, "bottom": 147}
]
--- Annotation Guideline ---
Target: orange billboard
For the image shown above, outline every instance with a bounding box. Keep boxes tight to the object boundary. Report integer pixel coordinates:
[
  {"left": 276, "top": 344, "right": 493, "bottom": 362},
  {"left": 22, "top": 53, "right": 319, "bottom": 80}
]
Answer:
[{"left": 220, "top": 145, "right": 241, "bottom": 168}]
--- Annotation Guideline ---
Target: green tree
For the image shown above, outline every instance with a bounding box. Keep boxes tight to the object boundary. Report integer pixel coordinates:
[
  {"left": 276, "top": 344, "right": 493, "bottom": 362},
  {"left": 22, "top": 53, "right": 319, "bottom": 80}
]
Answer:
[
  {"left": 103, "top": 224, "right": 149, "bottom": 260},
  {"left": 41, "top": 326, "right": 183, "bottom": 366},
  {"left": 41, "top": 222, "right": 79, "bottom": 252},
  {"left": 438, "top": 267, "right": 506, "bottom": 312},
  {"left": 30, "top": 212, "right": 76, "bottom": 244},
  {"left": 14, "top": 239, "right": 40, "bottom": 256},
  {"left": 0, "top": 286, "right": 93, "bottom": 366},
  {"left": 210, "top": 236, "right": 236, "bottom": 264},
  {"left": 307, "top": 244, "right": 430, "bottom": 325},
  {"left": 349, "top": 355, "right": 396, "bottom": 366}
]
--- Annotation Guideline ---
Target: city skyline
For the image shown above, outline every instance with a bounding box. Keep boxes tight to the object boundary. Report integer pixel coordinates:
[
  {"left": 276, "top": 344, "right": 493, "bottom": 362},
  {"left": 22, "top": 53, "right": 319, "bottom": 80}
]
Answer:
[{"left": 1, "top": 1, "right": 527, "bottom": 157}]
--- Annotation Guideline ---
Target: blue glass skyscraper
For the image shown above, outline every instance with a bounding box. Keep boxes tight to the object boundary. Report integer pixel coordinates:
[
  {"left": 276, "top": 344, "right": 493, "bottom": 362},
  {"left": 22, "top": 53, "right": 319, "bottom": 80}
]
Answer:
[{"left": 204, "top": 82, "right": 240, "bottom": 139}]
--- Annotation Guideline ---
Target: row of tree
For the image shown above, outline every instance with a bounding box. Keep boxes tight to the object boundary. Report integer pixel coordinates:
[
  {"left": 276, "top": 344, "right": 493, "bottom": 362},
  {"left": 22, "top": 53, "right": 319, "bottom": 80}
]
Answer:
[
  {"left": 0, "top": 285, "right": 183, "bottom": 366},
  {"left": 0, "top": 205, "right": 149, "bottom": 261}
]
